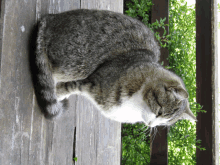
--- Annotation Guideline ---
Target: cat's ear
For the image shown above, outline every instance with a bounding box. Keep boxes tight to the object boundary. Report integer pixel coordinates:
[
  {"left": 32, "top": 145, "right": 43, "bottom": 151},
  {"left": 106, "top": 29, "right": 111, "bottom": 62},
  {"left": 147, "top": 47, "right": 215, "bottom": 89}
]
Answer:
[
  {"left": 175, "top": 85, "right": 188, "bottom": 99},
  {"left": 166, "top": 84, "right": 188, "bottom": 99},
  {"left": 181, "top": 103, "right": 197, "bottom": 122}
]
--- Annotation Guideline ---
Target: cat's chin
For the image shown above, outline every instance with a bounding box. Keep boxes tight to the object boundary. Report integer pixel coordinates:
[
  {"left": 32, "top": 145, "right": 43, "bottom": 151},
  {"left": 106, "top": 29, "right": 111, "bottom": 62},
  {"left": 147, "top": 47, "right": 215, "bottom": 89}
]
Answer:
[{"left": 147, "top": 117, "right": 170, "bottom": 127}]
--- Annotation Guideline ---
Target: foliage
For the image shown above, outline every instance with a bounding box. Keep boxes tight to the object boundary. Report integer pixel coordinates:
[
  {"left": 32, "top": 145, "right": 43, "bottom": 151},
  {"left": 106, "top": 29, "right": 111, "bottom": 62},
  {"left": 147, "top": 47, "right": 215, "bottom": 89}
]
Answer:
[
  {"left": 125, "top": 0, "right": 169, "bottom": 48},
  {"left": 125, "top": 0, "right": 153, "bottom": 25},
  {"left": 122, "top": 0, "right": 205, "bottom": 164},
  {"left": 122, "top": 123, "right": 151, "bottom": 165}
]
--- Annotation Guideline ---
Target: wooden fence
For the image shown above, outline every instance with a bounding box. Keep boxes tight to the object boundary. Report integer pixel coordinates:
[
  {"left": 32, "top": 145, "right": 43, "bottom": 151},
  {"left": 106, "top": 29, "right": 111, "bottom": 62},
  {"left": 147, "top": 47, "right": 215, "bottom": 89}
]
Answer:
[
  {"left": 196, "top": 0, "right": 219, "bottom": 164},
  {"left": 0, "top": 0, "right": 218, "bottom": 165}
]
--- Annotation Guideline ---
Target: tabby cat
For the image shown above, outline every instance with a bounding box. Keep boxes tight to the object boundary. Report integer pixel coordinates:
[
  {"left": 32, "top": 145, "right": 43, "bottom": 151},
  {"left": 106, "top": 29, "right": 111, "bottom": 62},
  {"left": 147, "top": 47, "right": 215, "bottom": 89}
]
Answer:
[{"left": 35, "top": 9, "right": 196, "bottom": 127}]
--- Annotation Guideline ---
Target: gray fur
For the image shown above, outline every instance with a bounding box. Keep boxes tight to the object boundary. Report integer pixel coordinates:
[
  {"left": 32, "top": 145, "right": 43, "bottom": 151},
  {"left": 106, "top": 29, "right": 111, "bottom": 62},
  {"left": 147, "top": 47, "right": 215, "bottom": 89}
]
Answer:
[{"left": 35, "top": 9, "right": 196, "bottom": 126}]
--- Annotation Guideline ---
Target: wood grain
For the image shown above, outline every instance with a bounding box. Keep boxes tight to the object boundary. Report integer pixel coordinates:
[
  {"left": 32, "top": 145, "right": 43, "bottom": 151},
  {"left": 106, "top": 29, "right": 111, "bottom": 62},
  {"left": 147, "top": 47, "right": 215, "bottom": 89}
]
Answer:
[{"left": 0, "top": 0, "right": 122, "bottom": 165}]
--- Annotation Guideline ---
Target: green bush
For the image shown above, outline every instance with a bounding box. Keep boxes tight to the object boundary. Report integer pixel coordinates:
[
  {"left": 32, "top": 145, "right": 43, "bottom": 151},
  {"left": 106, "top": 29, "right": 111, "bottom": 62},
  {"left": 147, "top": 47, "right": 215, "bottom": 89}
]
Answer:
[
  {"left": 122, "top": 123, "right": 151, "bottom": 165},
  {"left": 122, "top": 0, "right": 205, "bottom": 164}
]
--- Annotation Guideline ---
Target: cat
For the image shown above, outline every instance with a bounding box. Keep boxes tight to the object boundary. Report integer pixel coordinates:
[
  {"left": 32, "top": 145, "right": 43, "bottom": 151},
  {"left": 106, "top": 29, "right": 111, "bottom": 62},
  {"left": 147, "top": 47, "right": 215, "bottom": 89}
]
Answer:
[{"left": 35, "top": 9, "right": 196, "bottom": 127}]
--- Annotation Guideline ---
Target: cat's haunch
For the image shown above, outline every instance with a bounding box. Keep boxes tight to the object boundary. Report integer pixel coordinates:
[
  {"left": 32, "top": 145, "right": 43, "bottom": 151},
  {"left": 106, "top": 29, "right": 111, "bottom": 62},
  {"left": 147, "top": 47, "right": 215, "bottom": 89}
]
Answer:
[{"left": 34, "top": 9, "right": 196, "bottom": 127}]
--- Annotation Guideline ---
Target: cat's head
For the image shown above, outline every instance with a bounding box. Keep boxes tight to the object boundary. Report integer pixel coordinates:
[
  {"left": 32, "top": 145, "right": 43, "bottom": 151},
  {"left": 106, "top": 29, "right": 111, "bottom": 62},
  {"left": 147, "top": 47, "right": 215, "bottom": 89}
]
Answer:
[{"left": 142, "top": 68, "right": 196, "bottom": 127}]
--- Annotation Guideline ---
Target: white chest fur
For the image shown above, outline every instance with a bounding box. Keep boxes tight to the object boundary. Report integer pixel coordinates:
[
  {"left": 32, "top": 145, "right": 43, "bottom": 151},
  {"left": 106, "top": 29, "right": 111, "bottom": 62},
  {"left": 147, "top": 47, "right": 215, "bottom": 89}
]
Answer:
[
  {"left": 80, "top": 84, "right": 157, "bottom": 125},
  {"left": 102, "top": 89, "right": 153, "bottom": 124}
]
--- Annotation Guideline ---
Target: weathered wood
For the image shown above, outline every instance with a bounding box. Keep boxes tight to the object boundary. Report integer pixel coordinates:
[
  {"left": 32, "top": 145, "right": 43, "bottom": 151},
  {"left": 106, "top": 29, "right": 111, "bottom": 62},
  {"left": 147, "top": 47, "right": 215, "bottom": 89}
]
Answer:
[
  {"left": 0, "top": 0, "right": 122, "bottom": 165},
  {"left": 196, "top": 0, "right": 219, "bottom": 164},
  {"left": 0, "top": 1, "right": 39, "bottom": 165},
  {"left": 150, "top": 0, "right": 169, "bottom": 164},
  {"left": 75, "top": 2, "right": 122, "bottom": 165}
]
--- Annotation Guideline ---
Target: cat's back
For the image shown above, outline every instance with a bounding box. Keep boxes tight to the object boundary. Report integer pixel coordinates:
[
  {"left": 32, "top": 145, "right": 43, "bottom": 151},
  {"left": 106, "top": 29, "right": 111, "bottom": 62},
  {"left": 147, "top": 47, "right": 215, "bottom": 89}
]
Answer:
[
  {"left": 42, "top": 9, "right": 159, "bottom": 58},
  {"left": 38, "top": 9, "right": 160, "bottom": 80}
]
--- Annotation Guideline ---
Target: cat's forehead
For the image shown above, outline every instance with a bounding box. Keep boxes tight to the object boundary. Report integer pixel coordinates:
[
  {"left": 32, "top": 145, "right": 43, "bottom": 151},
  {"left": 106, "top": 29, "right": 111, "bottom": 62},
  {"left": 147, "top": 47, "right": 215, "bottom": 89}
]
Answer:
[
  {"left": 144, "top": 64, "right": 185, "bottom": 87},
  {"left": 156, "top": 69, "right": 186, "bottom": 89}
]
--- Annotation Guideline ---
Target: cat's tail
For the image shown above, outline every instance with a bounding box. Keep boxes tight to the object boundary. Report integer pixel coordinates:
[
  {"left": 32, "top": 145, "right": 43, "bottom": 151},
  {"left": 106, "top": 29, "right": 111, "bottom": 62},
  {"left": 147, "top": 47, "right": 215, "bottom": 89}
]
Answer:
[{"left": 35, "top": 17, "right": 67, "bottom": 119}]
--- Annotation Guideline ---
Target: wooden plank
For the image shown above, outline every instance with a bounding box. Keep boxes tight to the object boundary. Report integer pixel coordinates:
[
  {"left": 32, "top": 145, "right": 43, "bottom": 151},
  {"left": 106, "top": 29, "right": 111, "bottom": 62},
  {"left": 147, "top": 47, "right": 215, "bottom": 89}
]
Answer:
[
  {"left": 0, "top": 1, "right": 79, "bottom": 165},
  {"left": 0, "top": 1, "right": 39, "bottom": 165},
  {"left": 74, "top": 1, "right": 123, "bottom": 165},
  {"left": 150, "top": 0, "right": 169, "bottom": 165},
  {"left": 0, "top": 0, "right": 122, "bottom": 165},
  {"left": 196, "top": 0, "right": 219, "bottom": 164},
  {"left": 40, "top": 1, "right": 79, "bottom": 165}
]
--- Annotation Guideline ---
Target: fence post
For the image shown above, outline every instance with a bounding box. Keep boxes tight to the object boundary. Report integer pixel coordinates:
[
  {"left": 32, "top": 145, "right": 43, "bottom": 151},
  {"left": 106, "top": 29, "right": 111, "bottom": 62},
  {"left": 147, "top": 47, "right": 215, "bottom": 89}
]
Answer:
[
  {"left": 150, "top": 0, "right": 169, "bottom": 164},
  {"left": 196, "top": 0, "right": 219, "bottom": 164}
]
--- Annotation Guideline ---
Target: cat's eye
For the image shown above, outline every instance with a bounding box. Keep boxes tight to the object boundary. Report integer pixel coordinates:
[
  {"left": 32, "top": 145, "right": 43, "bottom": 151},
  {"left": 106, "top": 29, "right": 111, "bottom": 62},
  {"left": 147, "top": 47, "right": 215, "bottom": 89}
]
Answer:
[
  {"left": 156, "top": 112, "right": 163, "bottom": 118},
  {"left": 173, "top": 108, "right": 179, "bottom": 112}
]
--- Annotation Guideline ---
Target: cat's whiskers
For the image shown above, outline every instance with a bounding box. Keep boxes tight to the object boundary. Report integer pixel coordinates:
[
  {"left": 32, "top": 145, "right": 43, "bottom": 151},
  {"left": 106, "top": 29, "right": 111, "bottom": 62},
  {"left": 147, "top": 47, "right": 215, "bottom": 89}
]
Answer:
[
  {"left": 162, "top": 125, "right": 167, "bottom": 130},
  {"left": 140, "top": 125, "right": 148, "bottom": 131},
  {"left": 135, "top": 125, "right": 150, "bottom": 137},
  {"left": 151, "top": 127, "right": 158, "bottom": 143},
  {"left": 145, "top": 128, "right": 151, "bottom": 138}
]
